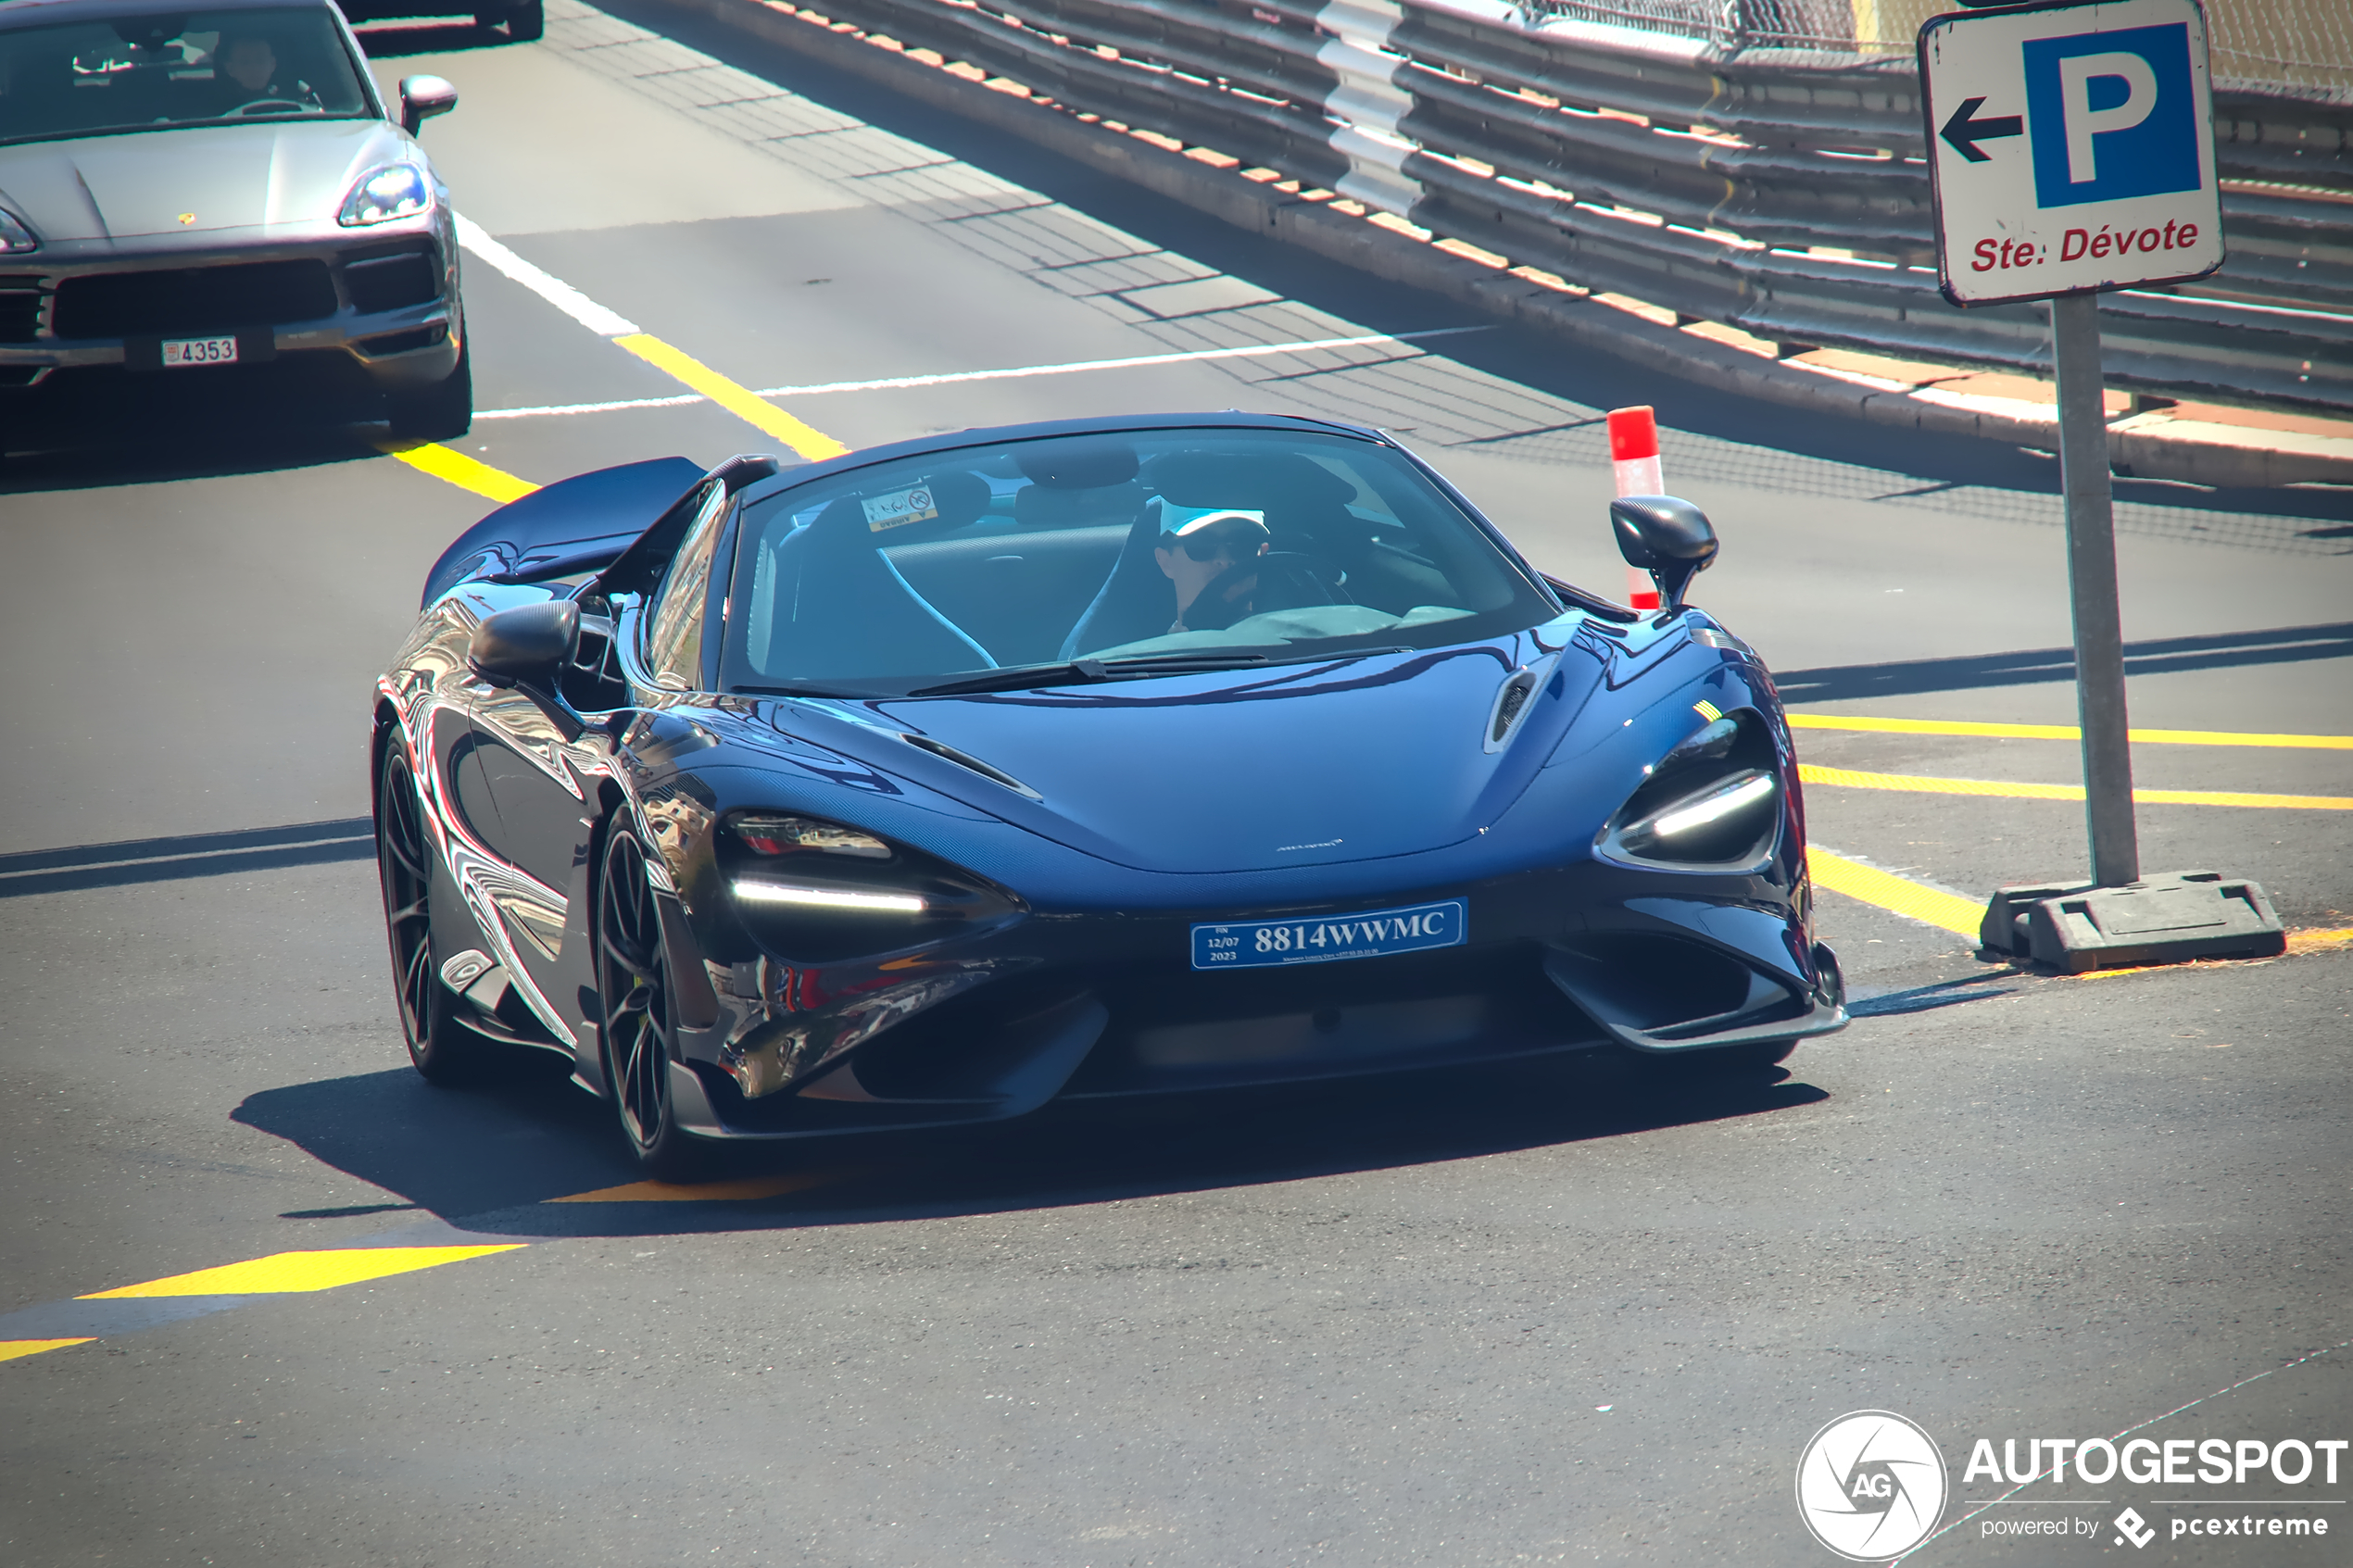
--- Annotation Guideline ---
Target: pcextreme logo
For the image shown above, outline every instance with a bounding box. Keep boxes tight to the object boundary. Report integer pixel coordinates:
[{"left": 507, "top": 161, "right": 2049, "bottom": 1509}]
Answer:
[{"left": 1796, "top": 1411, "right": 1950, "bottom": 1561}]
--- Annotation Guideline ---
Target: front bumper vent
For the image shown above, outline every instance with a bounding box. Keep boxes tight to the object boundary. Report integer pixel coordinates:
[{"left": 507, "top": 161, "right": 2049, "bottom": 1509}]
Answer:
[
  {"left": 0, "top": 275, "right": 45, "bottom": 343},
  {"left": 52, "top": 259, "right": 338, "bottom": 339},
  {"left": 344, "top": 245, "right": 441, "bottom": 313}
]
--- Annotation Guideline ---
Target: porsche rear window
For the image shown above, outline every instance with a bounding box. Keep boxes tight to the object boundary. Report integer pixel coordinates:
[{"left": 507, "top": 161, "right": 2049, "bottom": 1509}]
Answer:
[
  {"left": 722, "top": 427, "right": 1554, "bottom": 693},
  {"left": 0, "top": 7, "right": 371, "bottom": 145}
]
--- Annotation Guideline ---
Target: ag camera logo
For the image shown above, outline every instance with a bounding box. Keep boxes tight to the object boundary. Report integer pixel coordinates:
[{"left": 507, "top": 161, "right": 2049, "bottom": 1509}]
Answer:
[{"left": 1796, "top": 1411, "right": 1949, "bottom": 1561}]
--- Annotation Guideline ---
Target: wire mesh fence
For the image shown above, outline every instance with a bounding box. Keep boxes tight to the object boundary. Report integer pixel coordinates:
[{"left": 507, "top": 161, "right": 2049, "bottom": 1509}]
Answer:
[{"left": 1513, "top": 0, "right": 2353, "bottom": 97}]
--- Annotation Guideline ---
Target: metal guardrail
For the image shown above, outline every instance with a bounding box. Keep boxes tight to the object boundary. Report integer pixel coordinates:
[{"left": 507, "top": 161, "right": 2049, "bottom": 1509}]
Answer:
[
  {"left": 1514, "top": 0, "right": 2353, "bottom": 102},
  {"left": 799, "top": 0, "right": 2353, "bottom": 412}
]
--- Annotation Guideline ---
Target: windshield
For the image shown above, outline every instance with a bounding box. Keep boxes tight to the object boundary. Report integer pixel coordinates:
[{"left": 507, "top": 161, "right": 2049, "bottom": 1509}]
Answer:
[
  {"left": 721, "top": 426, "right": 1554, "bottom": 695},
  {"left": 0, "top": 7, "right": 371, "bottom": 145}
]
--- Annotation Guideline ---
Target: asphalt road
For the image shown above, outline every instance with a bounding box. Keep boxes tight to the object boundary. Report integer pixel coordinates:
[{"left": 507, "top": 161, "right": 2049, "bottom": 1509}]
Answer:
[{"left": 2, "top": 3, "right": 2348, "bottom": 1563}]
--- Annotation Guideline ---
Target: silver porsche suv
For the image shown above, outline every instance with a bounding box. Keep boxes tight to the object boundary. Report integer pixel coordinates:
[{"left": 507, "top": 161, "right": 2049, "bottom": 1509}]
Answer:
[{"left": 0, "top": 0, "right": 471, "bottom": 443}]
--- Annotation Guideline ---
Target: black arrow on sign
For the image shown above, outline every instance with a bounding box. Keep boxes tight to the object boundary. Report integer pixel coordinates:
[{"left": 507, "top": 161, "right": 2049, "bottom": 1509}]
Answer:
[{"left": 1941, "top": 96, "right": 2024, "bottom": 162}]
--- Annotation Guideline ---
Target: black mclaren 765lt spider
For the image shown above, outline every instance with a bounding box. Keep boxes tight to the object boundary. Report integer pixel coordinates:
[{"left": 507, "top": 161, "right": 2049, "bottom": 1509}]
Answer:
[{"left": 371, "top": 412, "right": 1845, "bottom": 1173}]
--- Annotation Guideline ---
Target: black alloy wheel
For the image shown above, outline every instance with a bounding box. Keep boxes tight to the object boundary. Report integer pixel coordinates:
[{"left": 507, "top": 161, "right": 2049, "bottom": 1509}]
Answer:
[
  {"left": 595, "top": 824, "right": 699, "bottom": 1175},
  {"left": 376, "top": 740, "right": 474, "bottom": 1081}
]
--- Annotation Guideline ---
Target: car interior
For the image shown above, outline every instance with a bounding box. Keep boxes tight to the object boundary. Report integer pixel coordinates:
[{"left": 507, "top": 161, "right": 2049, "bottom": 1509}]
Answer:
[
  {"left": 734, "top": 434, "right": 1516, "bottom": 685},
  {"left": 0, "top": 10, "right": 369, "bottom": 142}
]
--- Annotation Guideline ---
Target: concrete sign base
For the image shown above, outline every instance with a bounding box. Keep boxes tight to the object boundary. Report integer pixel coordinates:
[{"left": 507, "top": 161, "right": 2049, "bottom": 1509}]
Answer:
[{"left": 1979, "top": 872, "right": 2287, "bottom": 972}]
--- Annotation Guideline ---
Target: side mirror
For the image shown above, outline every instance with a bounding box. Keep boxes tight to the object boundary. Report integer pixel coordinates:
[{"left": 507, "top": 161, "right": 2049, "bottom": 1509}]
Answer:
[
  {"left": 1610, "top": 495, "right": 1718, "bottom": 613},
  {"left": 469, "top": 600, "right": 578, "bottom": 691},
  {"left": 397, "top": 74, "right": 458, "bottom": 136}
]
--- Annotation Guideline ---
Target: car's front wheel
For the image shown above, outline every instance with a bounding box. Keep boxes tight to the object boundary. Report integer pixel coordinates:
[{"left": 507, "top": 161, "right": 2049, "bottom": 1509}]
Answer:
[
  {"left": 595, "top": 824, "right": 704, "bottom": 1176},
  {"left": 376, "top": 739, "right": 481, "bottom": 1083},
  {"left": 386, "top": 342, "right": 472, "bottom": 443}
]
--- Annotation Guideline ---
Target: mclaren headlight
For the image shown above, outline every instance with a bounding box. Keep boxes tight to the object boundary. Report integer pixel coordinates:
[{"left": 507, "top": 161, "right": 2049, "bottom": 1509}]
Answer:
[
  {"left": 338, "top": 163, "right": 432, "bottom": 227},
  {"left": 0, "top": 207, "right": 38, "bottom": 254},
  {"left": 1599, "top": 709, "right": 1783, "bottom": 868},
  {"left": 722, "top": 811, "right": 1022, "bottom": 962}
]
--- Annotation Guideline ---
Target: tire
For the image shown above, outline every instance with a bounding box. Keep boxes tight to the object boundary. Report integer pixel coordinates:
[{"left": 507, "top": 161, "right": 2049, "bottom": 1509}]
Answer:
[
  {"left": 385, "top": 342, "right": 471, "bottom": 443},
  {"left": 377, "top": 740, "right": 484, "bottom": 1083},
  {"left": 595, "top": 824, "right": 705, "bottom": 1177},
  {"left": 503, "top": 0, "right": 544, "bottom": 40}
]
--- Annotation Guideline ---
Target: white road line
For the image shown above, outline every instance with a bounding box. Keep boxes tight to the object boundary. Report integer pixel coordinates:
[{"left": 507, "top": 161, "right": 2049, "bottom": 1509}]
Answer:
[
  {"left": 477, "top": 394, "right": 706, "bottom": 420},
  {"left": 453, "top": 213, "right": 641, "bottom": 338},
  {"left": 752, "top": 327, "right": 1491, "bottom": 396},
  {"left": 471, "top": 326, "right": 1490, "bottom": 420}
]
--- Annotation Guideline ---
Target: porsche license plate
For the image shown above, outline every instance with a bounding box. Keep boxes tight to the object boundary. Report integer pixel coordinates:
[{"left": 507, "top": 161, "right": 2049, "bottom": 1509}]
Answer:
[
  {"left": 161, "top": 334, "right": 239, "bottom": 368},
  {"left": 1191, "top": 898, "right": 1466, "bottom": 971}
]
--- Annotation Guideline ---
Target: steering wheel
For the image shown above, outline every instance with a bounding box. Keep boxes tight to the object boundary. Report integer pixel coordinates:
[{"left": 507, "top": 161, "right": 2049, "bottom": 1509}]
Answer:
[
  {"left": 1184, "top": 551, "right": 1341, "bottom": 631},
  {"left": 232, "top": 98, "right": 310, "bottom": 116},
  {"left": 1252, "top": 551, "right": 1343, "bottom": 609}
]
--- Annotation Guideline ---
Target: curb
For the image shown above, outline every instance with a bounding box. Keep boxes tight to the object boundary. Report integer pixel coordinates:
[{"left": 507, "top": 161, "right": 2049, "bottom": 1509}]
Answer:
[{"left": 652, "top": 0, "right": 2350, "bottom": 491}]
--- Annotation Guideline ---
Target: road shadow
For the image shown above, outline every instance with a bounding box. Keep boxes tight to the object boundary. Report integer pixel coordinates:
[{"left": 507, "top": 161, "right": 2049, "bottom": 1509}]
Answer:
[
  {"left": 1777, "top": 620, "right": 2353, "bottom": 703},
  {"left": 0, "top": 412, "right": 395, "bottom": 495},
  {"left": 354, "top": 20, "right": 531, "bottom": 57},
  {"left": 1845, "top": 973, "right": 2023, "bottom": 1019},
  {"left": 232, "top": 1047, "right": 1829, "bottom": 1237},
  {"left": 591, "top": 0, "right": 2353, "bottom": 533},
  {"left": 0, "top": 818, "right": 374, "bottom": 898}
]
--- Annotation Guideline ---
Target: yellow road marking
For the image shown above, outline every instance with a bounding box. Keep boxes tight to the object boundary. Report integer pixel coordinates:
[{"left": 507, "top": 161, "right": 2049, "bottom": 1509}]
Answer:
[
  {"left": 80, "top": 1245, "right": 524, "bottom": 1298},
  {"left": 1806, "top": 847, "right": 1984, "bottom": 938},
  {"left": 384, "top": 442, "right": 541, "bottom": 505},
  {"left": 2285, "top": 927, "right": 2353, "bottom": 955},
  {"left": 0, "top": 1338, "right": 94, "bottom": 1363},
  {"left": 615, "top": 334, "right": 851, "bottom": 460},
  {"left": 549, "top": 1172, "right": 844, "bottom": 1203},
  {"left": 1798, "top": 764, "right": 2353, "bottom": 811},
  {"left": 1787, "top": 714, "right": 2353, "bottom": 750}
]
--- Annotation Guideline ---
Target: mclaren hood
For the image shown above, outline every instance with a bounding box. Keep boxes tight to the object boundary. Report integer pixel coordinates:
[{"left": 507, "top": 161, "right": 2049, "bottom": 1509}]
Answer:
[
  {"left": 858, "top": 643, "right": 1592, "bottom": 876},
  {"left": 0, "top": 119, "right": 406, "bottom": 242}
]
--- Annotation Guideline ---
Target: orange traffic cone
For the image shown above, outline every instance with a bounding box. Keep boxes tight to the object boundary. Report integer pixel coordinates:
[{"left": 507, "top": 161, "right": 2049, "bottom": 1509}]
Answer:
[{"left": 1607, "top": 405, "right": 1664, "bottom": 611}]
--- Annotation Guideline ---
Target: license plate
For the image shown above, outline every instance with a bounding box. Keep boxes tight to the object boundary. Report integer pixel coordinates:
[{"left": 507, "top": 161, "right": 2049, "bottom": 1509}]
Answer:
[
  {"left": 1191, "top": 898, "right": 1466, "bottom": 971},
  {"left": 161, "top": 335, "right": 238, "bottom": 368}
]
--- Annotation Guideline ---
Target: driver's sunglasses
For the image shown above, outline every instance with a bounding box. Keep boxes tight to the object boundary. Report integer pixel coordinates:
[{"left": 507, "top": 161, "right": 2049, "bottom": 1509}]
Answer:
[{"left": 1169, "top": 524, "right": 1266, "bottom": 562}]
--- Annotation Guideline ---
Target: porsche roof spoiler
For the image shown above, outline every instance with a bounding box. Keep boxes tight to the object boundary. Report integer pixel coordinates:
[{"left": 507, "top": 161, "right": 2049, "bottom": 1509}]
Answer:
[{"left": 418, "top": 456, "right": 707, "bottom": 609}]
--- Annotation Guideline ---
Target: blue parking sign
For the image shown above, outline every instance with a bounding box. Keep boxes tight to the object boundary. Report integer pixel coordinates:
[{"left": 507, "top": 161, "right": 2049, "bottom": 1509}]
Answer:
[
  {"left": 1920, "top": 0, "right": 2221, "bottom": 305},
  {"left": 2022, "top": 22, "right": 2200, "bottom": 208}
]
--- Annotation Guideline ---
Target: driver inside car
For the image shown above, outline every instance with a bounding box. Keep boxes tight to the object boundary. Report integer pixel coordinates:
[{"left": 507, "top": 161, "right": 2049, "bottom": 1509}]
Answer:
[
  {"left": 210, "top": 32, "right": 319, "bottom": 112},
  {"left": 1154, "top": 505, "right": 1270, "bottom": 633}
]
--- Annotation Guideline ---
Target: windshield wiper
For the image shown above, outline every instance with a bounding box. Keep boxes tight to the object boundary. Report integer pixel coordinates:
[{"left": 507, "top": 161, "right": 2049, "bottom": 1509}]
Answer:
[
  {"left": 908, "top": 653, "right": 1275, "bottom": 697},
  {"left": 729, "top": 682, "right": 869, "bottom": 698},
  {"left": 908, "top": 647, "right": 1414, "bottom": 697}
]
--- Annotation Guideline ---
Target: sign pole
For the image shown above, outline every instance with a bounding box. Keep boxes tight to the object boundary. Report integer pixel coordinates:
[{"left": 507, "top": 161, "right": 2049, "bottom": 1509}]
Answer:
[
  {"left": 2047, "top": 292, "right": 2139, "bottom": 888},
  {"left": 1919, "top": 0, "right": 2285, "bottom": 970}
]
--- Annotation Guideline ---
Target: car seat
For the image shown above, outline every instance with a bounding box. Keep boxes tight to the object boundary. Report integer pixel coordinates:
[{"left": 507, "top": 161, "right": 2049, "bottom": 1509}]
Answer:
[
  {"left": 755, "top": 471, "right": 997, "bottom": 682},
  {"left": 1058, "top": 506, "right": 1177, "bottom": 659}
]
